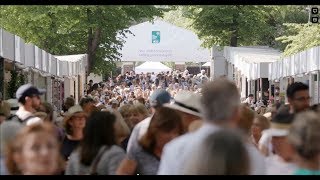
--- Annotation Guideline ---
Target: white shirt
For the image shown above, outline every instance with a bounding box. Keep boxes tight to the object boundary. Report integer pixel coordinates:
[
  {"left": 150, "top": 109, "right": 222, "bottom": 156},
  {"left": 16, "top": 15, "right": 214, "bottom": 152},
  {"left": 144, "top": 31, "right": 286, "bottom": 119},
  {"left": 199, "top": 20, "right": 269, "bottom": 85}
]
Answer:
[
  {"left": 265, "top": 155, "right": 297, "bottom": 175},
  {"left": 158, "top": 123, "right": 266, "bottom": 175},
  {"left": 16, "top": 107, "right": 42, "bottom": 126},
  {"left": 126, "top": 117, "right": 152, "bottom": 153},
  {"left": 158, "top": 123, "right": 219, "bottom": 175}
]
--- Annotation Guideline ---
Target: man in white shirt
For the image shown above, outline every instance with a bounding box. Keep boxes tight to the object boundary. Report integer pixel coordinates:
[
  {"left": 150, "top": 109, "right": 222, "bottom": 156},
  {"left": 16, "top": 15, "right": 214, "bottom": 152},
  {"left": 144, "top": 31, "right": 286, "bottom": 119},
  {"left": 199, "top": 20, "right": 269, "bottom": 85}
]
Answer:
[
  {"left": 12, "top": 84, "right": 45, "bottom": 125},
  {"left": 158, "top": 78, "right": 266, "bottom": 175}
]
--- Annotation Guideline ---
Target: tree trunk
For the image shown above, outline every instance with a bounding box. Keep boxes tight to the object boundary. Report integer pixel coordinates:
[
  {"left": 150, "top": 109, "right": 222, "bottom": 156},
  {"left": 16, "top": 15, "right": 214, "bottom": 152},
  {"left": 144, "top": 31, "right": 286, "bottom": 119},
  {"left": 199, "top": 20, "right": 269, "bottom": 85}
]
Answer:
[
  {"left": 86, "top": 8, "right": 102, "bottom": 76},
  {"left": 230, "top": 13, "right": 238, "bottom": 47}
]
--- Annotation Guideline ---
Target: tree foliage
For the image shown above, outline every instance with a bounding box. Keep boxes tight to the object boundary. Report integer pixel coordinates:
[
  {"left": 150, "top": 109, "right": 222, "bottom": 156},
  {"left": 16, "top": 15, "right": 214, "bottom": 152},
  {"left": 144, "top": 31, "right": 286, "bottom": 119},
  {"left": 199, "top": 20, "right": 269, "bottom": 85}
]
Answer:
[
  {"left": 276, "top": 23, "right": 320, "bottom": 56},
  {"left": 0, "top": 5, "right": 166, "bottom": 76},
  {"left": 164, "top": 5, "right": 309, "bottom": 49}
]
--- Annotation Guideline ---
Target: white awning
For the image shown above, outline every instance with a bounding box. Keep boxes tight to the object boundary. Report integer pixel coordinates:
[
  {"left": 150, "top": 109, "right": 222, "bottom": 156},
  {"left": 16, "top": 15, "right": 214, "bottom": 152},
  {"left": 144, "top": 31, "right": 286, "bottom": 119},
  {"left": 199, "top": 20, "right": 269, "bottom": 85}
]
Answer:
[{"left": 135, "top": 62, "right": 171, "bottom": 74}]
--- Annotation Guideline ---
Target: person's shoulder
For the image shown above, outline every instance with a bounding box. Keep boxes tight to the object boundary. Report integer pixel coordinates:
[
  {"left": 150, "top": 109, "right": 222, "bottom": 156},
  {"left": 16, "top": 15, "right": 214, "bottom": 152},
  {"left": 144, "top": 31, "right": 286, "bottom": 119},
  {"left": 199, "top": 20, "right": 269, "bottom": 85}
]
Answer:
[
  {"left": 26, "top": 117, "right": 43, "bottom": 126},
  {"left": 164, "top": 132, "right": 193, "bottom": 151}
]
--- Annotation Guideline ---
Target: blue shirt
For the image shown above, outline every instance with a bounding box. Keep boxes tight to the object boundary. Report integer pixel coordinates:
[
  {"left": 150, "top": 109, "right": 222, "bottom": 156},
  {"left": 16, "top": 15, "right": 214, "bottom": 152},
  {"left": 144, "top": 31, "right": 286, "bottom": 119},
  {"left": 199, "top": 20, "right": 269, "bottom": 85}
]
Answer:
[{"left": 294, "top": 168, "right": 320, "bottom": 175}]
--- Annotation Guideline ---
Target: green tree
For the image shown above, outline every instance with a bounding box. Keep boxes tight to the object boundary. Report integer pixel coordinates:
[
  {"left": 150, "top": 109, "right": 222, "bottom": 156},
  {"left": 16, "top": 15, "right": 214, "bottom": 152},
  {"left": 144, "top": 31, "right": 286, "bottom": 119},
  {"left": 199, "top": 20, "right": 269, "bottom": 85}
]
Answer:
[
  {"left": 173, "top": 5, "right": 308, "bottom": 48},
  {"left": 0, "top": 5, "right": 167, "bottom": 76},
  {"left": 276, "top": 23, "right": 320, "bottom": 56}
]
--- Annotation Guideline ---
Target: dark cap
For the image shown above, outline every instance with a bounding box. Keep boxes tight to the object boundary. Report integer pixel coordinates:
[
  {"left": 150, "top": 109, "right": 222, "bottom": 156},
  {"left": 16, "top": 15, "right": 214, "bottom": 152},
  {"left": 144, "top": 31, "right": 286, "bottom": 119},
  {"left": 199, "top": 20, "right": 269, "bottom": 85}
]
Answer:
[
  {"left": 149, "top": 89, "right": 171, "bottom": 107},
  {"left": 16, "top": 84, "right": 46, "bottom": 102}
]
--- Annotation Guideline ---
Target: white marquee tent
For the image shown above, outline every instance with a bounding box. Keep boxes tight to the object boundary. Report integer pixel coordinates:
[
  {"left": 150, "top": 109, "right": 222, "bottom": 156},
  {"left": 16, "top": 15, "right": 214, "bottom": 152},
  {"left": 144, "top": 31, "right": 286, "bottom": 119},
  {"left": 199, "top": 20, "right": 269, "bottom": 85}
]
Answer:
[
  {"left": 117, "top": 20, "right": 210, "bottom": 62},
  {"left": 135, "top": 62, "right": 171, "bottom": 74}
]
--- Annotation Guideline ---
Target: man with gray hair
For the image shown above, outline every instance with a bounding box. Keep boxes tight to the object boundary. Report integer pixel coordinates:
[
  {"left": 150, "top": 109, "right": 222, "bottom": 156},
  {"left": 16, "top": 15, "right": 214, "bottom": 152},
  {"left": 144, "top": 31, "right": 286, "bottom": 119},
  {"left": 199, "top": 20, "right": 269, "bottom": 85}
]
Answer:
[{"left": 158, "top": 78, "right": 266, "bottom": 175}]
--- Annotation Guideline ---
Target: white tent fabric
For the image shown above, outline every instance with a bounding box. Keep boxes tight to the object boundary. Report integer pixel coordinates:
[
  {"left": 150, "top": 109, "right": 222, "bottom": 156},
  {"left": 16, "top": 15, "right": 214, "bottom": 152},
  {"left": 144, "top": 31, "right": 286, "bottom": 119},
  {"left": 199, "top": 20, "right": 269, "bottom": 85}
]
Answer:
[
  {"left": 224, "top": 46, "right": 281, "bottom": 80},
  {"left": 135, "top": 62, "right": 171, "bottom": 74},
  {"left": 117, "top": 20, "right": 210, "bottom": 62},
  {"left": 202, "top": 62, "right": 211, "bottom": 67}
]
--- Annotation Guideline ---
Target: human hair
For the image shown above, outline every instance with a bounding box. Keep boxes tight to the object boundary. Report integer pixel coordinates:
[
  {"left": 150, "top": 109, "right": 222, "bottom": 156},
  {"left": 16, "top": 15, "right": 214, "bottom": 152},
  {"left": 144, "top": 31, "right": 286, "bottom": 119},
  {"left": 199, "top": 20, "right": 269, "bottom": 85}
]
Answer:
[
  {"left": 119, "top": 104, "right": 132, "bottom": 118},
  {"left": 139, "top": 107, "right": 184, "bottom": 154},
  {"left": 18, "top": 96, "right": 27, "bottom": 105},
  {"left": 286, "top": 82, "right": 309, "bottom": 99},
  {"left": 5, "top": 122, "right": 64, "bottom": 175},
  {"left": 238, "top": 104, "right": 255, "bottom": 135},
  {"left": 38, "top": 102, "right": 54, "bottom": 122},
  {"left": 200, "top": 78, "right": 240, "bottom": 122},
  {"left": 254, "top": 115, "right": 270, "bottom": 130},
  {"left": 248, "top": 94, "right": 254, "bottom": 97},
  {"left": 80, "top": 111, "right": 117, "bottom": 166},
  {"left": 113, "top": 110, "right": 131, "bottom": 145},
  {"left": 182, "top": 129, "right": 249, "bottom": 175},
  {"left": 128, "top": 103, "right": 149, "bottom": 119},
  {"left": 79, "top": 97, "right": 95, "bottom": 108},
  {"left": 288, "top": 111, "right": 320, "bottom": 160}
]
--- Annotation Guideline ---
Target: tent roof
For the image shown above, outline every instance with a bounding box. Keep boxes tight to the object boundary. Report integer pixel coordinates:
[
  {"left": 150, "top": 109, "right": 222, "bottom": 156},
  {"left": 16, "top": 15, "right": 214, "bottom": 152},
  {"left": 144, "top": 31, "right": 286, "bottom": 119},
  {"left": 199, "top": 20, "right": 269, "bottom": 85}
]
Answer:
[
  {"left": 55, "top": 54, "right": 87, "bottom": 62},
  {"left": 202, "top": 62, "right": 211, "bottom": 67},
  {"left": 135, "top": 62, "right": 171, "bottom": 74},
  {"left": 117, "top": 20, "right": 210, "bottom": 62}
]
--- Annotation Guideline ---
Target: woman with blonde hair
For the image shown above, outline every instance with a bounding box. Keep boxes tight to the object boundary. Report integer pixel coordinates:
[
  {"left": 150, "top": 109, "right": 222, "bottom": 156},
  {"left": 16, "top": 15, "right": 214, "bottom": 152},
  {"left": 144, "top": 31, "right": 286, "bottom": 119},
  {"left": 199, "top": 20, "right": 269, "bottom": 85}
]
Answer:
[
  {"left": 6, "top": 122, "right": 64, "bottom": 175},
  {"left": 126, "top": 103, "right": 149, "bottom": 130}
]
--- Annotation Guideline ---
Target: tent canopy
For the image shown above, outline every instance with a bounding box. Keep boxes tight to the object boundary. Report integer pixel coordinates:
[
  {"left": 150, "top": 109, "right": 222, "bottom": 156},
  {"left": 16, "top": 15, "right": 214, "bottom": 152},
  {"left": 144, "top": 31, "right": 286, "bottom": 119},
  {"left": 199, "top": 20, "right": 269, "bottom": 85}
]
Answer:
[
  {"left": 135, "top": 62, "right": 171, "bottom": 74},
  {"left": 117, "top": 20, "right": 210, "bottom": 62}
]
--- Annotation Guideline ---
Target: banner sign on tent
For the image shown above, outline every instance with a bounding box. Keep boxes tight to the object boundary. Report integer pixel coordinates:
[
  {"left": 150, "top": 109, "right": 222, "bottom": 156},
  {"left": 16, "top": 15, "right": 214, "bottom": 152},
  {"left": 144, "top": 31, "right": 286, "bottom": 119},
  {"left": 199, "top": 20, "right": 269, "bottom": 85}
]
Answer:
[{"left": 152, "top": 31, "right": 160, "bottom": 44}]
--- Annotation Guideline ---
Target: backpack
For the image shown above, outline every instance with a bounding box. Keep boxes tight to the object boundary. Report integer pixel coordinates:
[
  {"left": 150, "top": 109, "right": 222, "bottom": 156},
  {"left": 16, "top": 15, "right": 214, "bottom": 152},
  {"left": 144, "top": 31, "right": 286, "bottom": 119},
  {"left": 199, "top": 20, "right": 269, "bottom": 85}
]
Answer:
[{"left": 7, "top": 114, "right": 35, "bottom": 125}]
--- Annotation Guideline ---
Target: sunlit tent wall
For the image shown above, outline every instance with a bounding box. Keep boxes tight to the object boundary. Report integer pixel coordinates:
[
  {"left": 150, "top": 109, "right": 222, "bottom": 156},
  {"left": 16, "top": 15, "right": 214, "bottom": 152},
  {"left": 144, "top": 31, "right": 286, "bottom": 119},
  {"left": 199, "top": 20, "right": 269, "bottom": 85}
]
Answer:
[
  {"left": 0, "top": 28, "right": 87, "bottom": 110},
  {"left": 117, "top": 20, "right": 211, "bottom": 66},
  {"left": 269, "top": 46, "right": 320, "bottom": 104},
  {"left": 55, "top": 54, "right": 87, "bottom": 104},
  {"left": 223, "top": 46, "right": 281, "bottom": 101}
]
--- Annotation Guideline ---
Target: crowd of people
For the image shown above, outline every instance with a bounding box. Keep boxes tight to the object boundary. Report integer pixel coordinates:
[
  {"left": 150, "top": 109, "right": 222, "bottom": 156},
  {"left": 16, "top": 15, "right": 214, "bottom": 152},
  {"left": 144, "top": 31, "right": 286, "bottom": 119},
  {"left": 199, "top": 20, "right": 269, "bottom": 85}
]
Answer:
[{"left": 0, "top": 69, "right": 320, "bottom": 175}]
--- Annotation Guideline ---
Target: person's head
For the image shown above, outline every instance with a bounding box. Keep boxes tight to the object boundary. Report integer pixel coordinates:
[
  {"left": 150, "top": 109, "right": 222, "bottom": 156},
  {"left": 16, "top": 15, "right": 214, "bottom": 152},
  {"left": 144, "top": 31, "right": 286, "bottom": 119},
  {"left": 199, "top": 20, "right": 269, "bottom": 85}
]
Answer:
[
  {"left": 182, "top": 129, "right": 249, "bottom": 175},
  {"left": 79, "top": 97, "right": 96, "bottom": 115},
  {"left": 288, "top": 111, "right": 320, "bottom": 163},
  {"left": 286, "top": 82, "right": 310, "bottom": 113},
  {"left": 164, "top": 91, "right": 202, "bottom": 131},
  {"left": 238, "top": 104, "right": 255, "bottom": 136},
  {"left": 263, "top": 108, "right": 295, "bottom": 161},
  {"left": 6, "top": 122, "right": 63, "bottom": 175},
  {"left": 139, "top": 107, "right": 184, "bottom": 153},
  {"left": 80, "top": 111, "right": 117, "bottom": 166},
  {"left": 149, "top": 89, "right": 171, "bottom": 110},
  {"left": 63, "top": 105, "right": 87, "bottom": 136},
  {"left": 251, "top": 115, "right": 270, "bottom": 143},
  {"left": 112, "top": 110, "right": 131, "bottom": 145},
  {"left": 127, "top": 103, "right": 149, "bottom": 129},
  {"left": 64, "top": 97, "right": 75, "bottom": 111},
  {"left": 37, "top": 102, "right": 54, "bottom": 122},
  {"left": 201, "top": 78, "right": 240, "bottom": 127},
  {"left": 248, "top": 94, "right": 254, "bottom": 100},
  {"left": 16, "top": 84, "right": 46, "bottom": 110},
  {"left": 118, "top": 104, "right": 133, "bottom": 128}
]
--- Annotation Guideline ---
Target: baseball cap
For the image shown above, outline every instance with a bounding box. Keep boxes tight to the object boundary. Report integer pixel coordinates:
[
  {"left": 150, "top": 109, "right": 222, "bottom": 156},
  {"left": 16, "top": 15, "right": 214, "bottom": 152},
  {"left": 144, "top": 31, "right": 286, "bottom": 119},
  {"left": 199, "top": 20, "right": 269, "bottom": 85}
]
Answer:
[
  {"left": 149, "top": 89, "right": 171, "bottom": 107},
  {"left": 16, "top": 84, "right": 46, "bottom": 102}
]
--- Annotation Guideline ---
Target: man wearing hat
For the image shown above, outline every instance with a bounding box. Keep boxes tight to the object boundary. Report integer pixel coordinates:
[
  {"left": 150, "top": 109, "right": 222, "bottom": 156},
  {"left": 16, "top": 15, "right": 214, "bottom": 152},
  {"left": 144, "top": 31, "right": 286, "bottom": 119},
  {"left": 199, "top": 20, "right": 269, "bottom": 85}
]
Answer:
[
  {"left": 11, "top": 84, "right": 46, "bottom": 125},
  {"left": 163, "top": 90, "right": 202, "bottom": 132},
  {"left": 264, "top": 108, "right": 297, "bottom": 175}
]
